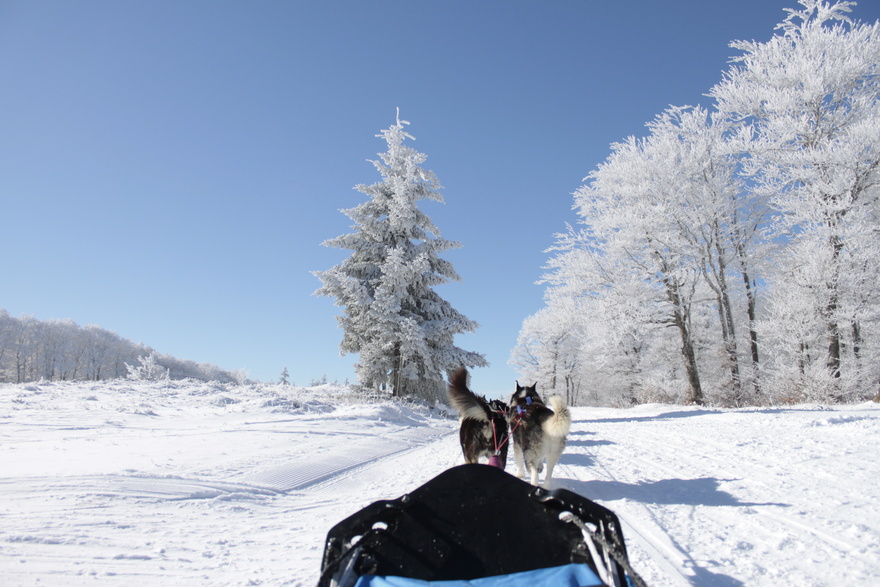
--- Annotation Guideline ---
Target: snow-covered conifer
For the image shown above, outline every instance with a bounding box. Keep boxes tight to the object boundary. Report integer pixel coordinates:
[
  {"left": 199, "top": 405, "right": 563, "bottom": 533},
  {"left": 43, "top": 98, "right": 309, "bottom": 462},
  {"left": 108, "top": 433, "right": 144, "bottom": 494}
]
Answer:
[{"left": 314, "top": 114, "right": 487, "bottom": 401}]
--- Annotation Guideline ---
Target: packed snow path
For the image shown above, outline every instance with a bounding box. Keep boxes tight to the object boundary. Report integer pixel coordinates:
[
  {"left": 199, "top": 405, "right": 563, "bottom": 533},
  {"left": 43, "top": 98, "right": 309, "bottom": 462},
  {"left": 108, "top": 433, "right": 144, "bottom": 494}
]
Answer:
[
  {"left": 1, "top": 380, "right": 878, "bottom": 586},
  {"left": 554, "top": 404, "right": 880, "bottom": 585}
]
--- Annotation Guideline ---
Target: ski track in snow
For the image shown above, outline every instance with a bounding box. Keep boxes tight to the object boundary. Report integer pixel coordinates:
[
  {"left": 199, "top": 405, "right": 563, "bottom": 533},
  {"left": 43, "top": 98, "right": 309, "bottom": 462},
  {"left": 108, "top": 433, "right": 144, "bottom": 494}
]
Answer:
[
  {"left": 554, "top": 405, "right": 880, "bottom": 586},
  {"left": 1, "top": 380, "right": 879, "bottom": 586}
]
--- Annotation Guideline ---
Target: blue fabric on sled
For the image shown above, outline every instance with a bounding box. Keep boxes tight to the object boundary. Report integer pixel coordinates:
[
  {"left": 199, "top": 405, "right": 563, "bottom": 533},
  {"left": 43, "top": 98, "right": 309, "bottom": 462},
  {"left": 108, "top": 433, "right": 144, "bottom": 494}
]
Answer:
[{"left": 353, "top": 563, "right": 604, "bottom": 587}]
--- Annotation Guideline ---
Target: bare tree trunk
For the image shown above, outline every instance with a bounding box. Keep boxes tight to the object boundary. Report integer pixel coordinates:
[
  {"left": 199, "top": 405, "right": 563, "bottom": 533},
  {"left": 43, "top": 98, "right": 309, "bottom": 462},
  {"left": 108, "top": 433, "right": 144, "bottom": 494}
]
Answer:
[
  {"left": 741, "top": 265, "right": 760, "bottom": 388},
  {"left": 667, "top": 281, "right": 704, "bottom": 405},
  {"left": 653, "top": 243, "right": 704, "bottom": 405},
  {"left": 825, "top": 233, "right": 844, "bottom": 379},
  {"left": 798, "top": 341, "right": 808, "bottom": 377},
  {"left": 826, "top": 318, "right": 841, "bottom": 378},
  {"left": 390, "top": 343, "right": 402, "bottom": 397},
  {"left": 852, "top": 322, "right": 861, "bottom": 361},
  {"left": 706, "top": 228, "right": 742, "bottom": 399},
  {"left": 732, "top": 221, "right": 761, "bottom": 398},
  {"left": 676, "top": 317, "right": 704, "bottom": 405}
]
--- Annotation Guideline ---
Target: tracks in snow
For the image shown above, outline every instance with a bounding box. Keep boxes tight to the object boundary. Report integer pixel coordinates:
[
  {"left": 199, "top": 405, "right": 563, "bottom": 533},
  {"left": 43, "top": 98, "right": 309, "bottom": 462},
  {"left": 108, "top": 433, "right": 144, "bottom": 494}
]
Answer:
[
  {"left": 12, "top": 420, "right": 458, "bottom": 502},
  {"left": 556, "top": 408, "right": 877, "bottom": 586},
  {"left": 604, "top": 426, "right": 865, "bottom": 556},
  {"left": 556, "top": 447, "right": 698, "bottom": 586},
  {"left": 0, "top": 417, "right": 459, "bottom": 586},
  {"left": 239, "top": 424, "right": 453, "bottom": 493}
]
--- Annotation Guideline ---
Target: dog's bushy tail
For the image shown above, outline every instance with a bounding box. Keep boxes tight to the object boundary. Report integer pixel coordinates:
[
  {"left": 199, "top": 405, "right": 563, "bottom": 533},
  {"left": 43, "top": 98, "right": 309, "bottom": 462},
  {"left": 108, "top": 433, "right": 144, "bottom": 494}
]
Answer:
[
  {"left": 447, "top": 368, "right": 490, "bottom": 422},
  {"left": 543, "top": 395, "right": 572, "bottom": 437}
]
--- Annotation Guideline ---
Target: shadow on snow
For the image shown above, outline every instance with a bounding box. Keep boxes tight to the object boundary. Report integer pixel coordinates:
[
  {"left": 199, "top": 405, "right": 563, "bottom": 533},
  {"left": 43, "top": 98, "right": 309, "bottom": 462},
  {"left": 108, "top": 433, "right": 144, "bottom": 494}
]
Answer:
[
  {"left": 555, "top": 474, "right": 779, "bottom": 587},
  {"left": 559, "top": 474, "right": 788, "bottom": 508}
]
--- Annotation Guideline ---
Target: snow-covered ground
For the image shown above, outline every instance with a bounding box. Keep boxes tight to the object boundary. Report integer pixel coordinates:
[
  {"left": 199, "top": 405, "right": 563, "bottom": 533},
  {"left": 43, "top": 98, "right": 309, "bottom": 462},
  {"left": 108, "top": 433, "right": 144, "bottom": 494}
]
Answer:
[{"left": 1, "top": 379, "right": 878, "bottom": 586}]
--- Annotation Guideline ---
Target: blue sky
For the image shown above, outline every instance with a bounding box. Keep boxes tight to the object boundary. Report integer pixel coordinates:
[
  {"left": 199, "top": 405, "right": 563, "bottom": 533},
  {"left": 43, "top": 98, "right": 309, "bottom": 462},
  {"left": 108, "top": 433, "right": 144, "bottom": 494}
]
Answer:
[{"left": 3, "top": 1, "right": 878, "bottom": 396}]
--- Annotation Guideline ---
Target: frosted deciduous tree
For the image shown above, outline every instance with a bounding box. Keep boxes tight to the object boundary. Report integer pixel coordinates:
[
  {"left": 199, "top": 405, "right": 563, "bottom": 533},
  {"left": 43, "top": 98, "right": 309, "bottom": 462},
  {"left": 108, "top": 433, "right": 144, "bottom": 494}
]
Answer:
[
  {"left": 534, "top": 239, "right": 673, "bottom": 405},
  {"left": 536, "top": 105, "right": 757, "bottom": 406},
  {"left": 80, "top": 325, "right": 126, "bottom": 381},
  {"left": 509, "top": 298, "right": 584, "bottom": 405},
  {"left": 125, "top": 352, "right": 169, "bottom": 381},
  {"left": 710, "top": 0, "right": 880, "bottom": 400},
  {"left": 574, "top": 122, "right": 709, "bottom": 404},
  {"left": 314, "top": 114, "right": 486, "bottom": 401},
  {"left": 646, "top": 107, "right": 766, "bottom": 403},
  {"left": 514, "top": 0, "right": 878, "bottom": 407}
]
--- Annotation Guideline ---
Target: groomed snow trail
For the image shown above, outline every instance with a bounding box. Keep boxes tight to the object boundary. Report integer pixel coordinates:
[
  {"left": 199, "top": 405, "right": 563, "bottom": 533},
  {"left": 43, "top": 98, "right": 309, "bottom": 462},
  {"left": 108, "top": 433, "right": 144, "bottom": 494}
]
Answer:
[
  {"left": 555, "top": 404, "right": 880, "bottom": 586},
  {"left": 2, "top": 381, "right": 879, "bottom": 586}
]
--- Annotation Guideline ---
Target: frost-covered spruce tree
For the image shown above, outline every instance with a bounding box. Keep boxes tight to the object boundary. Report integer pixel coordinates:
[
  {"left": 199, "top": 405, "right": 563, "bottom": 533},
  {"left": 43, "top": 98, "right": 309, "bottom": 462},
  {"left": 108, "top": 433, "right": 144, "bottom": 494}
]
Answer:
[{"left": 314, "top": 114, "right": 487, "bottom": 401}]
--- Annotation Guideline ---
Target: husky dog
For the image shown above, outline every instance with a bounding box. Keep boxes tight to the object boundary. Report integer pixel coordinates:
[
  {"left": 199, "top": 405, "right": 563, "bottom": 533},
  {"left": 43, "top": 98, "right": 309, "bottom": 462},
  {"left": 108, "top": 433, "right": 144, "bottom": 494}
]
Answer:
[
  {"left": 509, "top": 381, "right": 571, "bottom": 486},
  {"left": 447, "top": 368, "right": 510, "bottom": 469}
]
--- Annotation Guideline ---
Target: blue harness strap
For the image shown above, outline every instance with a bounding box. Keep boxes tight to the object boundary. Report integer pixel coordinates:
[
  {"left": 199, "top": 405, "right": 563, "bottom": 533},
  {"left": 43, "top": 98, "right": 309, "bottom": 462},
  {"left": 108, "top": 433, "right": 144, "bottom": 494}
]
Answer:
[{"left": 354, "top": 563, "right": 604, "bottom": 587}]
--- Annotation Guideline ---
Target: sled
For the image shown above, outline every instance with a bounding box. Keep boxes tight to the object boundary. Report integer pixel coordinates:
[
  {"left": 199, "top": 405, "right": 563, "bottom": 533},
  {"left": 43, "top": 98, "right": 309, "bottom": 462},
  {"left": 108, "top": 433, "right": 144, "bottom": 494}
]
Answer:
[{"left": 318, "top": 464, "right": 645, "bottom": 587}]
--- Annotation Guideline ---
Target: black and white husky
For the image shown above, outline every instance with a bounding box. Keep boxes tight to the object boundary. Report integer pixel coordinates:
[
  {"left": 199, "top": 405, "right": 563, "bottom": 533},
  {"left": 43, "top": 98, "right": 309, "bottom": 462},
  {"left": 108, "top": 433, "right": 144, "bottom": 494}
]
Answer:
[
  {"left": 509, "top": 381, "right": 571, "bottom": 486},
  {"left": 447, "top": 368, "right": 510, "bottom": 469}
]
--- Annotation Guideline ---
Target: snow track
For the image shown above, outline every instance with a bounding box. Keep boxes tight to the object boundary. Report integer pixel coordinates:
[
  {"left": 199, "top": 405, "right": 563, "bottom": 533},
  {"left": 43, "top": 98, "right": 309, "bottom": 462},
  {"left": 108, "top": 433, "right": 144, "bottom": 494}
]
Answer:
[
  {"left": 0, "top": 382, "right": 462, "bottom": 586},
  {"left": 617, "top": 517, "right": 694, "bottom": 587},
  {"left": 241, "top": 425, "right": 451, "bottom": 492},
  {"left": 0, "top": 422, "right": 459, "bottom": 586},
  {"left": 2, "top": 381, "right": 879, "bottom": 586},
  {"left": 555, "top": 404, "right": 880, "bottom": 586}
]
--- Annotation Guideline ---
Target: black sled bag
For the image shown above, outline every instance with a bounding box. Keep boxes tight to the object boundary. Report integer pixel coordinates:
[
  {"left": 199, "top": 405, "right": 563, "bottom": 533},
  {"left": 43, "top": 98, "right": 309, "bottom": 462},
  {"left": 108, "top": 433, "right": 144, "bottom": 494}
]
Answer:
[{"left": 318, "top": 464, "right": 643, "bottom": 587}]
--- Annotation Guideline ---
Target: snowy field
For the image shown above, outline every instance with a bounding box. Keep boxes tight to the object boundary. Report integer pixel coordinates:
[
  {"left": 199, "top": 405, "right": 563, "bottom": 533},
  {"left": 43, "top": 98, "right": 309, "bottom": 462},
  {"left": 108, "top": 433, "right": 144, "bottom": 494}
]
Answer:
[{"left": 1, "top": 379, "right": 878, "bottom": 586}]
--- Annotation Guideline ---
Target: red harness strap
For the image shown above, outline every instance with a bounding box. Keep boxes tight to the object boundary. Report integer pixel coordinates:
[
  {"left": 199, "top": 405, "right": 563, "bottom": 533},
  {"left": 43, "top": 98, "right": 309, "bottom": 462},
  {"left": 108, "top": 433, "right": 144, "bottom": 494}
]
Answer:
[{"left": 492, "top": 410, "right": 522, "bottom": 456}]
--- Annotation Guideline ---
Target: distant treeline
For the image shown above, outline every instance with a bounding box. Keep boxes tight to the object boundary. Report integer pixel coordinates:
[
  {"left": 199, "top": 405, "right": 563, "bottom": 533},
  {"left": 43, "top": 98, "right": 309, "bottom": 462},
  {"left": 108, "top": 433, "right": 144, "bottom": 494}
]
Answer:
[{"left": 0, "top": 309, "right": 237, "bottom": 384}]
